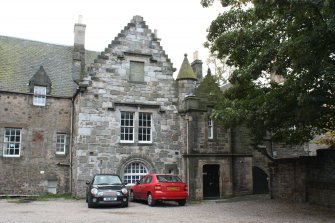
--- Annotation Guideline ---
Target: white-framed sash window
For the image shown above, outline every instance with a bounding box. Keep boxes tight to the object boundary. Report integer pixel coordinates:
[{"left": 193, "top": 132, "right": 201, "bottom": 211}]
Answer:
[
  {"left": 3, "top": 128, "right": 21, "bottom": 157},
  {"left": 33, "top": 86, "right": 47, "bottom": 106}
]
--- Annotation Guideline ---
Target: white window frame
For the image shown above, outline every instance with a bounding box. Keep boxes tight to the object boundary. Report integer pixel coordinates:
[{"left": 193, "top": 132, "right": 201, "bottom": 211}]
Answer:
[
  {"left": 3, "top": 128, "right": 21, "bottom": 157},
  {"left": 120, "top": 111, "right": 135, "bottom": 143},
  {"left": 47, "top": 180, "right": 57, "bottom": 194},
  {"left": 33, "top": 86, "right": 47, "bottom": 106},
  {"left": 138, "top": 112, "right": 152, "bottom": 143},
  {"left": 208, "top": 118, "right": 213, "bottom": 139},
  {"left": 56, "top": 133, "right": 66, "bottom": 155},
  {"left": 123, "top": 162, "right": 148, "bottom": 184}
]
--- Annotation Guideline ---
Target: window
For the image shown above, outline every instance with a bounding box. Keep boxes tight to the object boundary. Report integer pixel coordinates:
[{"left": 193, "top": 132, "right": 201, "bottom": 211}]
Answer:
[
  {"left": 139, "top": 112, "right": 152, "bottom": 143},
  {"left": 121, "top": 112, "right": 134, "bottom": 143},
  {"left": 3, "top": 128, "right": 21, "bottom": 157},
  {"left": 47, "top": 180, "right": 57, "bottom": 194},
  {"left": 123, "top": 162, "right": 148, "bottom": 184},
  {"left": 120, "top": 111, "right": 152, "bottom": 143},
  {"left": 145, "top": 176, "right": 152, "bottom": 184},
  {"left": 56, "top": 133, "right": 66, "bottom": 155},
  {"left": 130, "top": 61, "right": 144, "bottom": 82},
  {"left": 33, "top": 86, "right": 46, "bottom": 106},
  {"left": 208, "top": 118, "right": 213, "bottom": 139}
]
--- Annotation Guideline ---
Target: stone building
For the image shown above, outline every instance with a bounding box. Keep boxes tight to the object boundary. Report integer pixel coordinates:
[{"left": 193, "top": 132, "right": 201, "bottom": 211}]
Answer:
[
  {"left": 0, "top": 15, "right": 267, "bottom": 200},
  {"left": 0, "top": 20, "right": 98, "bottom": 195}
]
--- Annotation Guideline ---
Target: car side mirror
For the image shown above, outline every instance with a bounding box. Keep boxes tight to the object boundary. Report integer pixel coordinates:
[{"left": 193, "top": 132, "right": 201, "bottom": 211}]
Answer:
[
  {"left": 86, "top": 180, "right": 90, "bottom": 185},
  {"left": 136, "top": 180, "right": 140, "bottom": 185},
  {"left": 124, "top": 180, "right": 128, "bottom": 185}
]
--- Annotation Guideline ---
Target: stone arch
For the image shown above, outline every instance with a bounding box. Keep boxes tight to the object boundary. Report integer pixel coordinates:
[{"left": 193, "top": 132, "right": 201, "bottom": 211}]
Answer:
[{"left": 117, "top": 154, "right": 156, "bottom": 183}]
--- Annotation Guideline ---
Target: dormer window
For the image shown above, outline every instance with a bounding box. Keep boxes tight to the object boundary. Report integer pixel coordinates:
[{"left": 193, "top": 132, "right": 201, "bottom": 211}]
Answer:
[
  {"left": 33, "top": 86, "right": 47, "bottom": 106},
  {"left": 29, "top": 66, "right": 52, "bottom": 107}
]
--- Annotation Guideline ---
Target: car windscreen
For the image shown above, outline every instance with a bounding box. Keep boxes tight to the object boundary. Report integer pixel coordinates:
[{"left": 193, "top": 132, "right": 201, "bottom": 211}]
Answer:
[
  {"left": 93, "top": 175, "right": 122, "bottom": 185},
  {"left": 156, "top": 175, "right": 182, "bottom": 182}
]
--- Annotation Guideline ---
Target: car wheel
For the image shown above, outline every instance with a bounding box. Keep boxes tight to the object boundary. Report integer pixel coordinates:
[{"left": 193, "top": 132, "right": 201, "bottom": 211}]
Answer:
[
  {"left": 88, "top": 202, "right": 95, "bottom": 208},
  {"left": 178, "top": 199, "right": 186, "bottom": 206},
  {"left": 121, "top": 201, "right": 129, "bottom": 208},
  {"left": 147, "top": 193, "right": 156, "bottom": 207}
]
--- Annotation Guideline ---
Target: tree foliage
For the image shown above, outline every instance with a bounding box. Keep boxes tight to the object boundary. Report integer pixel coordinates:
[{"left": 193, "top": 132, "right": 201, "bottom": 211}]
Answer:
[{"left": 202, "top": 0, "right": 335, "bottom": 145}]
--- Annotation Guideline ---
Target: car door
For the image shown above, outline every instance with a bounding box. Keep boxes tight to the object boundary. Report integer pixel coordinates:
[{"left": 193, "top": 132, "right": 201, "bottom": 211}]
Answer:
[{"left": 134, "top": 176, "right": 147, "bottom": 200}]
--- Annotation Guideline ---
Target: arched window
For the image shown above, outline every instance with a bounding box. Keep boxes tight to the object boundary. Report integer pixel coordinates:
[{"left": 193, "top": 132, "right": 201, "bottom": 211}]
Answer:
[{"left": 123, "top": 162, "right": 148, "bottom": 184}]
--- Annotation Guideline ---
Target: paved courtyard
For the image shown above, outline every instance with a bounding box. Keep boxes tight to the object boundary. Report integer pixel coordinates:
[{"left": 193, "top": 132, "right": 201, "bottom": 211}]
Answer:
[{"left": 0, "top": 194, "right": 334, "bottom": 223}]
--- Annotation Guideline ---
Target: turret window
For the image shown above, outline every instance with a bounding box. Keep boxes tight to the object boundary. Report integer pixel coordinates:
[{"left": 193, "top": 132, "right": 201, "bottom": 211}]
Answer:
[{"left": 208, "top": 118, "right": 213, "bottom": 139}]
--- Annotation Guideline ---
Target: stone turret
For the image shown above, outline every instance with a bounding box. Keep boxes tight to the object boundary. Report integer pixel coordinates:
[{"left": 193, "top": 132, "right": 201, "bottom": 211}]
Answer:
[{"left": 176, "top": 54, "right": 197, "bottom": 111}]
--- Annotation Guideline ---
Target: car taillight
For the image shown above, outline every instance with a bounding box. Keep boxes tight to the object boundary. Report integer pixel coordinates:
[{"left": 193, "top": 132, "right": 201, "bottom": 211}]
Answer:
[
  {"left": 154, "top": 184, "right": 161, "bottom": 191},
  {"left": 184, "top": 184, "right": 188, "bottom": 191}
]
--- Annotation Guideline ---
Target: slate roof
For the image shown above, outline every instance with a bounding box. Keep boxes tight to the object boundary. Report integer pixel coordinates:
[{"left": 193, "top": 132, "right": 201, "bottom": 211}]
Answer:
[{"left": 0, "top": 36, "right": 98, "bottom": 97}]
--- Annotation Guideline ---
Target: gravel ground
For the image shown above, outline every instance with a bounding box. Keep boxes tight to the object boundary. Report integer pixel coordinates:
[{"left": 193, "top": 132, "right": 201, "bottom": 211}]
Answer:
[{"left": 0, "top": 194, "right": 334, "bottom": 223}]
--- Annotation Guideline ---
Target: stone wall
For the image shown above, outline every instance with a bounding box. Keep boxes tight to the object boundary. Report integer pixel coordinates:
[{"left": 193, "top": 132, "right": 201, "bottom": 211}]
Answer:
[
  {"left": 0, "top": 92, "right": 72, "bottom": 195},
  {"left": 269, "top": 148, "right": 335, "bottom": 207},
  {"left": 72, "top": 16, "right": 181, "bottom": 197}
]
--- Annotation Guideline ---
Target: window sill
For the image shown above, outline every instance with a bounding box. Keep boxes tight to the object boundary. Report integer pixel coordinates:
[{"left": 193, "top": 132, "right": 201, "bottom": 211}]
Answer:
[
  {"left": 55, "top": 153, "right": 66, "bottom": 156},
  {"left": 118, "top": 142, "right": 154, "bottom": 146},
  {"left": 2, "top": 155, "right": 20, "bottom": 158}
]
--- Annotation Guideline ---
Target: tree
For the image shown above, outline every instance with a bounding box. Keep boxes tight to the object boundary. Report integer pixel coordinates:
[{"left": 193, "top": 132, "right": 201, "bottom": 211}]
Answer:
[
  {"left": 205, "top": 52, "right": 232, "bottom": 85},
  {"left": 201, "top": 0, "right": 335, "bottom": 145}
]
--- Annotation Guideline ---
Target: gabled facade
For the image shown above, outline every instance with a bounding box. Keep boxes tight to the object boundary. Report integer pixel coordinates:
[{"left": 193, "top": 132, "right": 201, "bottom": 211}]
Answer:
[{"left": 71, "top": 15, "right": 182, "bottom": 197}]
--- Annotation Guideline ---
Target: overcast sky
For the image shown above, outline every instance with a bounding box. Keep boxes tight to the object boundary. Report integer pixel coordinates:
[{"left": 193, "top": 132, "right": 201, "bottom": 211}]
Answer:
[{"left": 0, "top": 0, "right": 222, "bottom": 77}]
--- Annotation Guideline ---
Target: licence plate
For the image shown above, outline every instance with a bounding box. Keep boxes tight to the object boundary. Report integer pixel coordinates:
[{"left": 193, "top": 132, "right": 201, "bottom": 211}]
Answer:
[
  {"left": 167, "top": 187, "right": 179, "bottom": 191},
  {"left": 104, "top": 197, "right": 117, "bottom": 201}
]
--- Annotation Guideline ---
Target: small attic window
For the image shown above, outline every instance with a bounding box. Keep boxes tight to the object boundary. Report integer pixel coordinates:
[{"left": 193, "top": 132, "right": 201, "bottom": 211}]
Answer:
[
  {"left": 29, "top": 66, "right": 52, "bottom": 106},
  {"left": 130, "top": 61, "right": 144, "bottom": 82},
  {"left": 33, "top": 86, "right": 47, "bottom": 106}
]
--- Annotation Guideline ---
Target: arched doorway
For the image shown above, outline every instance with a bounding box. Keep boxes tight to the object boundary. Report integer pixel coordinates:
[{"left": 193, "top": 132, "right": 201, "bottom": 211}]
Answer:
[
  {"left": 203, "top": 164, "right": 220, "bottom": 199},
  {"left": 252, "top": 166, "right": 269, "bottom": 194}
]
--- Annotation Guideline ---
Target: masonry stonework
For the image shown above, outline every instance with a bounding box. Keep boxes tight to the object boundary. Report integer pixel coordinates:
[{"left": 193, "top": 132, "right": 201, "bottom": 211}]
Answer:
[{"left": 0, "top": 93, "right": 72, "bottom": 195}]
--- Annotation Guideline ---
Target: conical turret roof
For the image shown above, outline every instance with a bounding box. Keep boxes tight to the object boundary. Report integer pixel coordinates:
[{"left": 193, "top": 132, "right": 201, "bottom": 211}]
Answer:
[{"left": 176, "top": 54, "right": 197, "bottom": 81}]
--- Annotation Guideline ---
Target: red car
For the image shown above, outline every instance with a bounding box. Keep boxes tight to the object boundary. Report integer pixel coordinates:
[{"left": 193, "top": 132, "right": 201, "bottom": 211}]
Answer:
[{"left": 130, "top": 174, "right": 188, "bottom": 206}]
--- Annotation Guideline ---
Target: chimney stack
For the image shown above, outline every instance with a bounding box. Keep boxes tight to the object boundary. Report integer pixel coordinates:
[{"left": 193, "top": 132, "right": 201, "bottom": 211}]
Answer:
[
  {"left": 191, "top": 51, "right": 203, "bottom": 82},
  {"left": 73, "top": 15, "right": 86, "bottom": 83},
  {"left": 74, "top": 15, "right": 86, "bottom": 49}
]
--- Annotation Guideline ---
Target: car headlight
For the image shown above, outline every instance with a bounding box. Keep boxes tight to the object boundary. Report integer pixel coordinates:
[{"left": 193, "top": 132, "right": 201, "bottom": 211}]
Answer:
[
  {"left": 91, "top": 188, "right": 98, "bottom": 195},
  {"left": 121, "top": 188, "right": 128, "bottom": 195}
]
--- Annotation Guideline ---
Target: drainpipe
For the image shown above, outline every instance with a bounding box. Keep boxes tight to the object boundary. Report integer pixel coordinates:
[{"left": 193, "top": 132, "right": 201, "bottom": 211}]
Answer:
[
  {"left": 186, "top": 114, "right": 192, "bottom": 197},
  {"left": 69, "top": 96, "right": 74, "bottom": 194},
  {"left": 70, "top": 88, "right": 81, "bottom": 194},
  {"left": 186, "top": 116, "right": 189, "bottom": 195}
]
